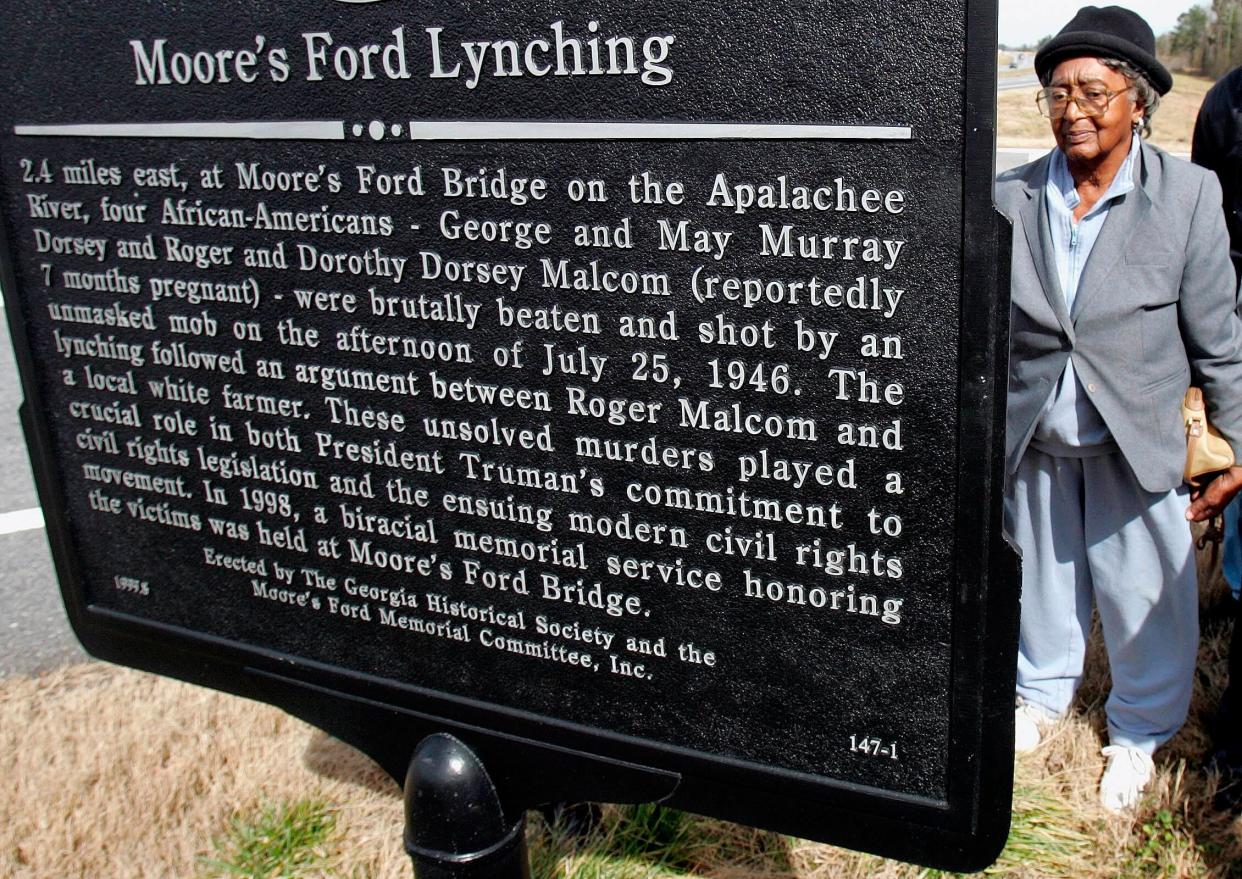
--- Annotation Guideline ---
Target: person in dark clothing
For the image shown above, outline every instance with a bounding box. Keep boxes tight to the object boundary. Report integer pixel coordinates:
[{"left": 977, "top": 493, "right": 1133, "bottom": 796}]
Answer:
[
  {"left": 1192, "top": 68, "right": 1242, "bottom": 812},
  {"left": 1195, "top": 68, "right": 1242, "bottom": 283}
]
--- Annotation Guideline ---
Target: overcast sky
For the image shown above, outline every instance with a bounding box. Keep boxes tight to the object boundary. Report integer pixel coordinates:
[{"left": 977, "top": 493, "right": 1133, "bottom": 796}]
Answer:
[{"left": 999, "top": 0, "right": 1199, "bottom": 47}]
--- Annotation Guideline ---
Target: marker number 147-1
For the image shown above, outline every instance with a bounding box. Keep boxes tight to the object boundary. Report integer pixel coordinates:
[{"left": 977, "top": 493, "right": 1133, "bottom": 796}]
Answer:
[{"left": 850, "top": 735, "right": 899, "bottom": 760}]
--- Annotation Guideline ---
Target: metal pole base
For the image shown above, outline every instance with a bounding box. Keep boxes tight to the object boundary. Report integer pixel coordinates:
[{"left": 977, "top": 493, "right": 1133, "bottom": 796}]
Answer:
[{"left": 404, "top": 733, "right": 530, "bottom": 879}]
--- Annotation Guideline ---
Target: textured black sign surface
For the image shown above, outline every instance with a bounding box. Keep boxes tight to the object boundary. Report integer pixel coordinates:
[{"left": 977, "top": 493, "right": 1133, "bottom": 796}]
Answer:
[{"left": 0, "top": 0, "right": 1016, "bottom": 869}]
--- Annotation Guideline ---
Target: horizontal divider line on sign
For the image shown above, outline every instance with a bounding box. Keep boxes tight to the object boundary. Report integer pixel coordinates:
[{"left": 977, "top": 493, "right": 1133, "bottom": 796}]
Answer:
[
  {"left": 13, "top": 119, "right": 913, "bottom": 141},
  {"left": 406, "top": 120, "right": 913, "bottom": 140},
  {"left": 13, "top": 121, "right": 346, "bottom": 139}
]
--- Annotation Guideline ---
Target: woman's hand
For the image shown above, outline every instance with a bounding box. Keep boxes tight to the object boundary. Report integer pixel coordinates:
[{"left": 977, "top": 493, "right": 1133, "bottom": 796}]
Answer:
[{"left": 1186, "top": 465, "right": 1242, "bottom": 521}]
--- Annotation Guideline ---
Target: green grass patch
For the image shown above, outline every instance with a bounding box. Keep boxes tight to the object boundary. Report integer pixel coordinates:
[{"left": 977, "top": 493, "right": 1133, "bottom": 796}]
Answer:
[
  {"left": 1118, "top": 808, "right": 1206, "bottom": 879},
  {"left": 894, "top": 780, "right": 1099, "bottom": 879},
  {"left": 529, "top": 804, "right": 792, "bottom": 879},
  {"left": 986, "top": 780, "right": 1100, "bottom": 876},
  {"left": 529, "top": 783, "right": 1108, "bottom": 879},
  {"left": 201, "top": 798, "right": 337, "bottom": 879}
]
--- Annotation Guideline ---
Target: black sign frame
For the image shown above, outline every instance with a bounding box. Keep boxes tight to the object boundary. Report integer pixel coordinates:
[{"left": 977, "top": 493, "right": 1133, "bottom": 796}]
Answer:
[{"left": 0, "top": 0, "right": 1017, "bottom": 870}]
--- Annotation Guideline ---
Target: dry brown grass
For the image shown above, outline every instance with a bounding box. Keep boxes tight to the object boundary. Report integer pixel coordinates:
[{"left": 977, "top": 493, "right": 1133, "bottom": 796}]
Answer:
[
  {"left": 0, "top": 664, "right": 409, "bottom": 879},
  {"left": 3, "top": 534, "right": 1241, "bottom": 878},
  {"left": 998, "top": 72, "right": 1217, "bottom": 154}
]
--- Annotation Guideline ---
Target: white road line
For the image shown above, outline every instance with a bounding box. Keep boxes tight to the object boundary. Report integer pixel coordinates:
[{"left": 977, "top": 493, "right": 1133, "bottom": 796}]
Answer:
[{"left": 0, "top": 507, "right": 44, "bottom": 535}]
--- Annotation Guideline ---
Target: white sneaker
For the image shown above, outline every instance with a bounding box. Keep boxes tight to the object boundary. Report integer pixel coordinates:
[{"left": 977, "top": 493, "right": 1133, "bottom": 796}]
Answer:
[
  {"left": 1099, "top": 745, "right": 1154, "bottom": 812},
  {"left": 1014, "top": 702, "right": 1049, "bottom": 754}
]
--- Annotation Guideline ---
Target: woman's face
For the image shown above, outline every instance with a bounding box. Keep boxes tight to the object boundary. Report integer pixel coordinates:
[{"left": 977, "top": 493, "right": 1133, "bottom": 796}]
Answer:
[{"left": 1048, "top": 56, "right": 1143, "bottom": 166}]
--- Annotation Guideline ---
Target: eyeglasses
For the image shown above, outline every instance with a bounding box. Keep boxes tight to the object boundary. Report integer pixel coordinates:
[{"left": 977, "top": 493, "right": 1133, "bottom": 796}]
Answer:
[{"left": 1035, "top": 86, "right": 1132, "bottom": 119}]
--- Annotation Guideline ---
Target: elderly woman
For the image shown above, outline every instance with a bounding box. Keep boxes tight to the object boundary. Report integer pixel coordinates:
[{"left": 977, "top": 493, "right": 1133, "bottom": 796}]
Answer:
[{"left": 994, "top": 5, "right": 1242, "bottom": 811}]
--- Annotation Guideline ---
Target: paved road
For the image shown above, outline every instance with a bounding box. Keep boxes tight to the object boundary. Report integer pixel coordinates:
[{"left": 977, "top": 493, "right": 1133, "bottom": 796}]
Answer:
[
  {"left": 0, "top": 299, "right": 87, "bottom": 677},
  {"left": 999, "top": 73, "right": 1040, "bottom": 93}
]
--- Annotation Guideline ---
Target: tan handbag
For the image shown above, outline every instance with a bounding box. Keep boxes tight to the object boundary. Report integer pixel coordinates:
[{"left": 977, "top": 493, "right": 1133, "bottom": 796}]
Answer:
[{"left": 1183, "top": 387, "right": 1235, "bottom": 486}]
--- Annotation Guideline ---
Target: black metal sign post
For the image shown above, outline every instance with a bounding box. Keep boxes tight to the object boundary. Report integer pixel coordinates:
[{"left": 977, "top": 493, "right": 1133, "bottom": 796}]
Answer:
[
  {"left": 0, "top": 0, "right": 1016, "bottom": 871},
  {"left": 404, "top": 734, "right": 530, "bottom": 879}
]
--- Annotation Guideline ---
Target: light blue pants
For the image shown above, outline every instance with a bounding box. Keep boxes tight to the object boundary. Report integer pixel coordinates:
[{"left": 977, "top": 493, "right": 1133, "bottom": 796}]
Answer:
[{"left": 1006, "top": 448, "right": 1198, "bottom": 754}]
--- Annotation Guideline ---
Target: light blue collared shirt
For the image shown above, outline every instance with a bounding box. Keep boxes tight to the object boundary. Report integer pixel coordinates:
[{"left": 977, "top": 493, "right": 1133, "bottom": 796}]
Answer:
[{"left": 1031, "top": 135, "right": 1140, "bottom": 453}]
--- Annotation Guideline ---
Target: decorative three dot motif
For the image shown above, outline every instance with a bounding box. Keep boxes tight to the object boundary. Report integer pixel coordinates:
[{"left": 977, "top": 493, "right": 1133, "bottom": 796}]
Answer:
[{"left": 351, "top": 121, "right": 404, "bottom": 141}]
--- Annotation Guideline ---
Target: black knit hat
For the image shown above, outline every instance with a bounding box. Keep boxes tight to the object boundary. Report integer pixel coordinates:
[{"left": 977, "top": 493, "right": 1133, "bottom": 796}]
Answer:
[{"left": 1035, "top": 5, "right": 1172, "bottom": 95}]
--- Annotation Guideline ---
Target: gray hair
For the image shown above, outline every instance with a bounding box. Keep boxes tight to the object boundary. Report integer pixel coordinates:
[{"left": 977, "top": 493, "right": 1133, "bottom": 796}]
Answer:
[
  {"left": 1038, "top": 57, "right": 1160, "bottom": 137},
  {"left": 1101, "top": 58, "right": 1160, "bottom": 138}
]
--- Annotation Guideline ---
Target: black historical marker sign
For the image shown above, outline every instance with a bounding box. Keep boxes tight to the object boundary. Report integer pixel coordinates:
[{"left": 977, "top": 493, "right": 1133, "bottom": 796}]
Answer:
[{"left": 0, "top": 0, "right": 1017, "bottom": 870}]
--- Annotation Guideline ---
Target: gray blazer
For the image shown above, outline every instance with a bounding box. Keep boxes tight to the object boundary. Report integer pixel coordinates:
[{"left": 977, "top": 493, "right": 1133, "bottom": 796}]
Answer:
[{"left": 995, "top": 141, "right": 1242, "bottom": 493}]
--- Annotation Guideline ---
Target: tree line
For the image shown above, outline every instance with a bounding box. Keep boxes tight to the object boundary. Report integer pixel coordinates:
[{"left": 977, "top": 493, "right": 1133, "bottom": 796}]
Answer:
[{"left": 1163, "top": 1, "right": 1242, "bottom": 78}]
